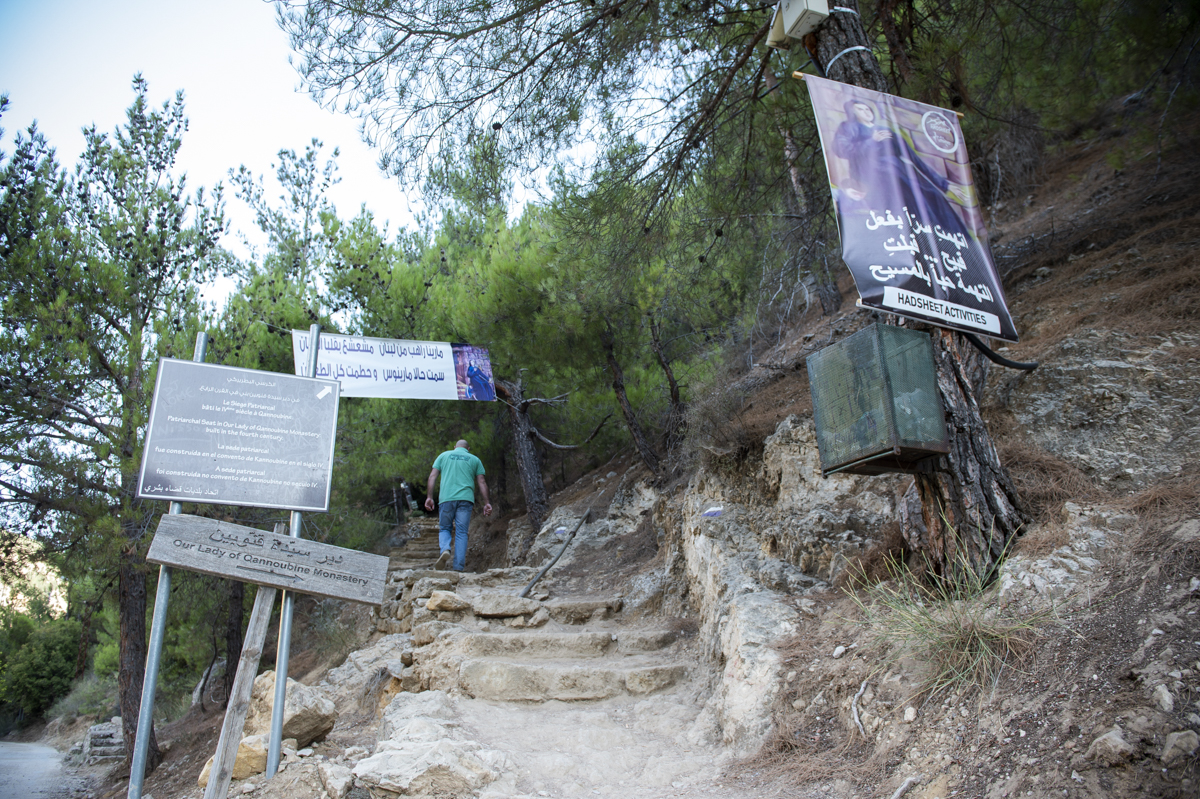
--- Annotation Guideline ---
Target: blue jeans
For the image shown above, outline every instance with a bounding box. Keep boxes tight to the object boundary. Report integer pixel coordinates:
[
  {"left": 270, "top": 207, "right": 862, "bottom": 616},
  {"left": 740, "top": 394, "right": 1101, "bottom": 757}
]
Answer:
[{"left": 438, "top": 500, "right": 474, "bottom": 571}]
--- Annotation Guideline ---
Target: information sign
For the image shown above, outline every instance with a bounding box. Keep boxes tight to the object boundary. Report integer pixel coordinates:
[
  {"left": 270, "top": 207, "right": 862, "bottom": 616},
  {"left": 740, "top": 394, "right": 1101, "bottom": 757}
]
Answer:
[
  {"left": 146, "top": 515, "right": 388, "bottom": 605},
  {"left": 138, "top": 359, "right": 340, "bottom": 511}
]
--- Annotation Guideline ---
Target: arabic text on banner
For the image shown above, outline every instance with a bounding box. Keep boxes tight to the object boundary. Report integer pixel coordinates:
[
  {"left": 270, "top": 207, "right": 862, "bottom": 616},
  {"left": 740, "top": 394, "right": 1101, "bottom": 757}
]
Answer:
[
  {"left": 805, "top": 75, "right": 1018, "bottom": 342},
  {"left": 292, "top": 331, "right": 497, "bottom": 400}
]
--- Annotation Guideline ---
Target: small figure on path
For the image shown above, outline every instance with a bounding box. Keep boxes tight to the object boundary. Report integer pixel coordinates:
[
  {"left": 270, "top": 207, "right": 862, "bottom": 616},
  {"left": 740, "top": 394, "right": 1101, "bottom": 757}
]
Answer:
[{"left": 425, "top": 439, "right": 492, "bottom": 571}]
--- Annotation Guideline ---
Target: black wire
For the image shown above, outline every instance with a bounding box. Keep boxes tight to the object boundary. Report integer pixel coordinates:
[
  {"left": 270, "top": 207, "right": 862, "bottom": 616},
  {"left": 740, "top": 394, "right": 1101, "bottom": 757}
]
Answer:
[{"left": 963, "top": 332, "right": 1038, "bottom": 371}]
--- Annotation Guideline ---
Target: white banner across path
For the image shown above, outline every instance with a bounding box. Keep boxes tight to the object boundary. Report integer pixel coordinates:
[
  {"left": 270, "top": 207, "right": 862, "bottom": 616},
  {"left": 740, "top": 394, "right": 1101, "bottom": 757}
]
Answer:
[{"left": 291, "top": 331, "right": 496, "bottom": 401}]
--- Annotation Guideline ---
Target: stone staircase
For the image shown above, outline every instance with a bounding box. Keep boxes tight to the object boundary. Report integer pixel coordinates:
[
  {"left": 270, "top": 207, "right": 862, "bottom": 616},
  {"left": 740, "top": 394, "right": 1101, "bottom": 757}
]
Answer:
[
  {"left": 347, "top": 563, "right": 707, "bottom": 798},
  {"left": 386, "top": 517, "right": 444, "bottom": 573},
  {"left": 80, "top": 716, "right": 126, "bottom": 765},
  {"left": 371, "top": 562, "right": 689, "bottom": 704}
]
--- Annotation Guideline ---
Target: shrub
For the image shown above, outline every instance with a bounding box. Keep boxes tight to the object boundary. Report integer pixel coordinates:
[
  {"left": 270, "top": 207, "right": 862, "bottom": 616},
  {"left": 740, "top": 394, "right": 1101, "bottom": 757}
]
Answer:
[
  {"left": 48, "top": 672, "right": 118, "bottom": 723},
  {"left": 1, "top": 618, "right": 82, "bottom": 716}
]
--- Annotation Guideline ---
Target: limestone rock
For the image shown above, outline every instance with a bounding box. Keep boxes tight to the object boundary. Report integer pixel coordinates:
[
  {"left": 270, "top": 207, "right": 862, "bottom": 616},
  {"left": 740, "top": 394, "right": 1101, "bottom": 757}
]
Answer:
[
  {"left": 1162, "top": 730, "right": 1200, "bottom": 766},
  {"left": 469, "top": 591, "right": 542, "bottom": 618},
  {"left": 362, "top": 689, "right": 510, "bottom": 796},
  {"left": 317, "top": 761, "right": 354, "bottom": 799},
  {"left": 1085, "top": 726, "right": 1137, "bottom": 766},
  {"left": 412, "top": 620, "right": 457, "bottom": 646},
  {"left": 986, "top": 329, "right": 1200, "bottom": 490},
  {"left": 247, "top": 762, "right": 326, "bottom": 799},
  {"left": 320, "top": 634, "right": 412, "bottom": 707},
  {"left": 411, "top": 577, "right": 455, "bottom": 599},
  {"left": 427, "top": 590, "right": 471, "bottom": 612},
  {"left": 244, "top": 671, "right": 336, "bottom": 748},
  {"left": 353, "top": 738, "right": 506, "bottom": 796},
  {"left": 686, "top": 591, "right": 799, "bottom": 757},
  {"left": 197, "top": 734, "right": 269, "bottom": 787},
  {"left": 1153, "top": 684, "right": 1176, "bottom": 713},
  {"left": 379, "top": 690, "right": 459, "bottom": 741}
]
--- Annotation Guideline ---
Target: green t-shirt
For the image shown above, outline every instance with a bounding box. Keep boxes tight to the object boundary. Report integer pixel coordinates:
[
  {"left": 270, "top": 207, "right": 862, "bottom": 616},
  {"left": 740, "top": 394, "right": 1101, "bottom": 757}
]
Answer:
[{"left": 432, "top": 447, "right": 485, "bottom": 503}]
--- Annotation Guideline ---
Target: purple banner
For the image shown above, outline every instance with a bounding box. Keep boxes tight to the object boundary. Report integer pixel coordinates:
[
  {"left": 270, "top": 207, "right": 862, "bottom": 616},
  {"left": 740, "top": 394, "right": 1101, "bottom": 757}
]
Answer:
[{"left": 806, "top": 75, "right": 1017, "bottom": 342}]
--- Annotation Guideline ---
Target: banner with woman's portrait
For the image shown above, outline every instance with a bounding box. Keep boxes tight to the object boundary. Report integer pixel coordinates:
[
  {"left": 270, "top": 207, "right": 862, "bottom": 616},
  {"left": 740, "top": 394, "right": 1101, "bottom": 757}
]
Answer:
[{"left": 805, "top": 75, "right": 1018, "bottom": 342}]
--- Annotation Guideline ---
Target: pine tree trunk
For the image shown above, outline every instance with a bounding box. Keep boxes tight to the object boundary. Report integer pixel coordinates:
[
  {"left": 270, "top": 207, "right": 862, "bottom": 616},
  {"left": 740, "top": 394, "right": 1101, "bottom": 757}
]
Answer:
[
  {"left": 811, "top": 1, "right": 887, "bottom": 93},
  {"left": 906, "top": 327, "right": 1026, "bottom": 577},
  {"left": 648, "top": 316, "right": 685, "bottom": 440},
  {"left": 602, "top": 326, "right": 661, "bottom": 474},
  {"left": 495, "top": 378, "right": 549, "bottom": 563},
  {"left": 118, "top": 548, "right": 160, "bottom": 772},
  {"left": 223, "top": 579, "right": 244, "bottom": 708},
  {"left": 813, "top": 7, "right": 1026, "bottom": 577}
]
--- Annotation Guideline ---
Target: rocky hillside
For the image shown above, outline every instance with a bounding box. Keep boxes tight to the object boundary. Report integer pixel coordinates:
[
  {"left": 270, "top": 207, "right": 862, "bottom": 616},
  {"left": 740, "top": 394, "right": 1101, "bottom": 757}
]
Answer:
[{"left": 73, "top": 111, "right": 1199, "bottom": 799}]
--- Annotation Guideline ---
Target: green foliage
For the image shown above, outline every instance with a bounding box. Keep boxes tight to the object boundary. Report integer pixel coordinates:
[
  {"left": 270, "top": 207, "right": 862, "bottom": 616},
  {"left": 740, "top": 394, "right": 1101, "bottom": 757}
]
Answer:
[
  {"left": 0, "top": 75, "right": 226, "bottom": 545},
  {"left": 48, "top": 672, "right": 118, "bottom": 723},
  {"left": 0, "top": 618, "right": 81, "bottom": 716}
]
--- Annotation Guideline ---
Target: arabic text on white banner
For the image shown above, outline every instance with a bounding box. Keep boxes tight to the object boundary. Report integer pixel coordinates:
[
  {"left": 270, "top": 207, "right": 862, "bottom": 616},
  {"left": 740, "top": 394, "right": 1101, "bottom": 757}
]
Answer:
[{"left": 292, "top": 332, "right": 496, "bottom": 400}]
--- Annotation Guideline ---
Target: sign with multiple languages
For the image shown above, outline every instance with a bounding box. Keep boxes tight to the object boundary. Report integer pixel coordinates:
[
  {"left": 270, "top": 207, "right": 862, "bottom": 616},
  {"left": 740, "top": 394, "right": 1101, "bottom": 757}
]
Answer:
[
  {"left": 137, "top": 359, "right": 341, "bottom": 512},
  {"left": 147, "top": 514, "right": 387, "bottom": 605},
  {"left": 805, "top": 75, "right": 1018, "bottom": 342},
  {"left": 292, "top": 331, "right": 496, "bottom": 401}
]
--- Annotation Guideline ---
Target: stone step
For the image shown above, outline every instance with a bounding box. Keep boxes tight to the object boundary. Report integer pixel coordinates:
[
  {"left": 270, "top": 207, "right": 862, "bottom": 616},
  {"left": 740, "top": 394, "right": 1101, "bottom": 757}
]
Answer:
[
  {"left": 454, "top": 630, "right": 678, "bottom": 659},
  {"left": 458, "top": 658, "right": 687, "bottom": 701},
  {"left": 457, "top": 632, "right": 614, "bottom": 659},
  {"left": 544, "top": 598, "right": 624, "bottom": 624},
  {"left": 86, "top": 755, "right": 126, "bottom": 766},
  {"left": 87, "top": 745, "right": 126, "bottom": 757}
]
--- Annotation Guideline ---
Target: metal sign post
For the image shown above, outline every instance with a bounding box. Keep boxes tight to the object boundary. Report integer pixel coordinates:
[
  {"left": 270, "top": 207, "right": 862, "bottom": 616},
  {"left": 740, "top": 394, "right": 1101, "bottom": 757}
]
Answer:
[
  {"left": 129, "top": 328, "right": 350, "bottom": 799},
  {"left": 266, "top": 323, "right": 320, "bottom": 778},
  {"left": 128, "top": 332, "right": 208, "bottom": 799}
]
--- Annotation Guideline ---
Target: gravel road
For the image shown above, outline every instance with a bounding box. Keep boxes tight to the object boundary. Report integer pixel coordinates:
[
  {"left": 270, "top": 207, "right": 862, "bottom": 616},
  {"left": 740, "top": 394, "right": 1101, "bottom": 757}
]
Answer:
[{"left": 0, "top": 741, "right": 90, "bottom": 799}]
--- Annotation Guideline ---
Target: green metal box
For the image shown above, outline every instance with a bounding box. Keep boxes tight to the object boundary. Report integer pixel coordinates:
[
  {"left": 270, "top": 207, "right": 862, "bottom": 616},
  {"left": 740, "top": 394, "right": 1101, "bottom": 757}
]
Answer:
[{"left": 806, "top": 324, "right": 949, "bottom": 476}]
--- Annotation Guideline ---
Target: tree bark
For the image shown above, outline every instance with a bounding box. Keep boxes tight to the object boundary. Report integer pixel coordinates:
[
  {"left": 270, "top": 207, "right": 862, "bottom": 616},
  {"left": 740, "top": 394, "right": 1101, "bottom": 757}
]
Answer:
[
  {"left": 647, "top": 316, "right": 685, "bottom": 441},
  {"left": 495, "top": 378, "right": 550, "bottom": 563},
  {"left": 602, "top": 325, "right": 660, "bottom": 475},
  {"left": 118, "top": 547, "right": 160, "bottom": 772},
  {"left": 810, "top": 1, "right": 888, "bottom": 93},
  {"left": 223, "top": 579, "right": 244, "bottom": 709},
  {"left": 812, "top": 6, "right": 1026, "bottom": 578},
  {"left": 905, "top": 327, "right": 1026, "bottom": 578}
]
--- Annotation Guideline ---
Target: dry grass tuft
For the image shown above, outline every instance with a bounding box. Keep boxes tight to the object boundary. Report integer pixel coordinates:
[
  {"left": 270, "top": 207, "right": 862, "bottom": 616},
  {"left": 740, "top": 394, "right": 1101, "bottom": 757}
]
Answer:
[
  {"left": 847, "top": 553, "right": 1046, "bottom": 699},
  {"left": 998, "top": 438, "right": 1105, "bottom": 525},
  {"left": 1116, "top": 472, "right": 1200, "bottom": 561}
]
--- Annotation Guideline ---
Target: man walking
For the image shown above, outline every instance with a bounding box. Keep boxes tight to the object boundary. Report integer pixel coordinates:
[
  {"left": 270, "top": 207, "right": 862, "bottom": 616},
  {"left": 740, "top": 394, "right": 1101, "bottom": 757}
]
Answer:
[{"left": 424, "top": 440, "right": 492, "bottom": 571}]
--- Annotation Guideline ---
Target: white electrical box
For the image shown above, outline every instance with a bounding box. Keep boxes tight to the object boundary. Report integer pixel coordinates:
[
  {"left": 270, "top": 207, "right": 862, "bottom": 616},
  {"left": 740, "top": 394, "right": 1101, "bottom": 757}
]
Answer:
[
  {"left": 766, "top": 5, "right": 791, "bottom": 49},
  {"left": 778, "top": 0, "right": 829, "bottom": 40}
]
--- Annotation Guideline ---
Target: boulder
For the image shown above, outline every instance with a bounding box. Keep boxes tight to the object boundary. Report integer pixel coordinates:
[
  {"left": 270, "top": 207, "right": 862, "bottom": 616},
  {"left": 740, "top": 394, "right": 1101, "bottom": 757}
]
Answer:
[
  {"left": 244, "top": 671, "right": 336, "bottom": 748},
  {"left": 196, "top": 734, "right": 269, "bottom": 786}
]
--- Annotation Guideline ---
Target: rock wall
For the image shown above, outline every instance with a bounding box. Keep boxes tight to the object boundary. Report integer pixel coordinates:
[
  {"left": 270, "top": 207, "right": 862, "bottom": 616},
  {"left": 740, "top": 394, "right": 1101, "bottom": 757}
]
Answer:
[
  {"left": 661, "top": 413, "right": 904, "bottom": 755},
  {"left": 987, "top": 328, "right": 1199, "bottom": 491}
]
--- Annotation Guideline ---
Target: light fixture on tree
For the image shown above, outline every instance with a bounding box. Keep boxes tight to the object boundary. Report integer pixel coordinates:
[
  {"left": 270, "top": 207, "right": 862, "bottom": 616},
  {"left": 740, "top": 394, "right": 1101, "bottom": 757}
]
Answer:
[{"left": 767, "top": 0, "right": 829, "bottom": 49}]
